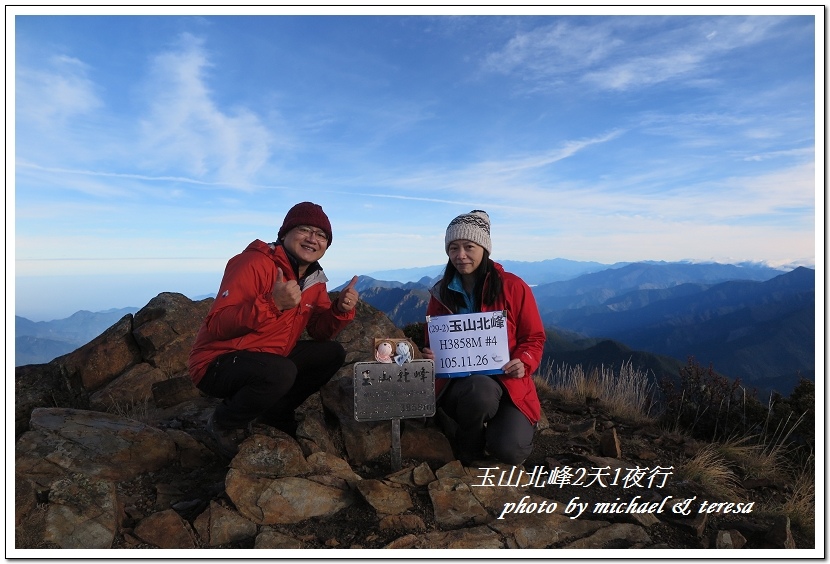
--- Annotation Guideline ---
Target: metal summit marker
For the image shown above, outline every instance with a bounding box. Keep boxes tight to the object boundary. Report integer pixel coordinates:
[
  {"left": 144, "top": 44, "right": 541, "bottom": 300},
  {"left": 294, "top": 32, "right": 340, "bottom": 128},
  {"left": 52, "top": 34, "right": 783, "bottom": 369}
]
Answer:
[{"left": 353, "top": 359, "right": 435, "bottom": 470}]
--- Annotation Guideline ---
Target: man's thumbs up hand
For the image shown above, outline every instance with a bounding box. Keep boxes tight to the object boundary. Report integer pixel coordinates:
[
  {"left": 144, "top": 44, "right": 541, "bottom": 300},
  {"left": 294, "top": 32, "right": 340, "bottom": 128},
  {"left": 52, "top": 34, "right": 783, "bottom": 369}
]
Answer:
[
  {"left": 272, "top": 267, "right": 301, "bottom": 311},
  {"left": 337, "top": 275, "right": 360, "bottom": 313}
]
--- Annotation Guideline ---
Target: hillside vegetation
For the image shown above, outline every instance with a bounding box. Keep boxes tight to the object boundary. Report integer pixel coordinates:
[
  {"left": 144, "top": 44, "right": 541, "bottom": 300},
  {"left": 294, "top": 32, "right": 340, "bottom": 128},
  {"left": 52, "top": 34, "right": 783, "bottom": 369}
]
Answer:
[{"left": 536, "top": 359, "right": 815, "bottom": 541}]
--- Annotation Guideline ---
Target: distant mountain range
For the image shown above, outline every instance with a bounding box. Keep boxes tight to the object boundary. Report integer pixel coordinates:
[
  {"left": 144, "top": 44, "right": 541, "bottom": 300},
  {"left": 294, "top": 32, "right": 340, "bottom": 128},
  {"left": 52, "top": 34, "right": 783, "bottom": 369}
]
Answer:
[
  {"left": 15, "top": 308, "right": 138, "bottom": 366},
  {"left": 353, "top": 278, "right": 432, "bottom": 328},
  {"left": 538, "top": 266, "right": 815, "bottom": 395},
  {"left": 16, "top": 259, "right": 814, "bottom": 398},
  {"left": 349, "top": 260, "right": 813, "bottom": 396},
  {"left": 366, "top": 258, "right": 791, "bottom": 286}
]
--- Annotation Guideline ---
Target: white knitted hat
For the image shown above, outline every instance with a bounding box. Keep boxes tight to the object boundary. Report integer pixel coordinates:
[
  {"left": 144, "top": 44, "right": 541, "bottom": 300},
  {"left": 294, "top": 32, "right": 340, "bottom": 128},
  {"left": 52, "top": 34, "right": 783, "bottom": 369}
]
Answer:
[{"left": 444, "top": 210, "right": 492, "bottom": 254}]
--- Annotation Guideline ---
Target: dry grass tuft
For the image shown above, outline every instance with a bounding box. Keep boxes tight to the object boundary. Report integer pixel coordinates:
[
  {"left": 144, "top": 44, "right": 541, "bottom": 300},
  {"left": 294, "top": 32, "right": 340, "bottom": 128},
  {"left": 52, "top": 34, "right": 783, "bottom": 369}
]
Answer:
[
  {"left": 676, "top": 443, "right": 742, "bottom": 500},
  {"left": 711, "top": 433, "right": 785, "bottom": 483},
  {"left": 727, "top": 409, "right": 808, "bottom": 482},
  {"left": 781, "top": 454, "right": 815, "bottom": 532},
  {"left": 532, "top": 373, "right": 554, "bottom": 398},
  {"left": 713, "top": 434, "right": 759, "bottom": 462},
  {"left": 540, "top": 360, "right": 656, "bottom": 424},
  {"left": 107, "top": 396, "right": 153, "bottom": 423}
]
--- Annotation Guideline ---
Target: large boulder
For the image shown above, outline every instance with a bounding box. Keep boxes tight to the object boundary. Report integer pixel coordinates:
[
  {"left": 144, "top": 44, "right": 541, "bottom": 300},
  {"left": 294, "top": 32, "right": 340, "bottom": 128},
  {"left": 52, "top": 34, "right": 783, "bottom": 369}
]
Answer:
[
  {"left": 225, "top": 472, "right": 355, "bottom": 525},
  {"left": 88, "top": 363, "right": 168, "bottom": 412},
  {"left": 331, "top": 298, "right": 405, "bottom": 365},
  {"left": 131, "top": 292, "right": 213, "bottom": 376},
  {"left": 44, "top": 474, "right": 120, "bottom": 549},
  {"left": 16, "top": 408, "right": 177, "bottom": 483},
  {"left": 60, "top": 314, "right": 142, "bottom": 393},
  {"left": 15, "top": 293, "right": 212, "bottom": 436}
]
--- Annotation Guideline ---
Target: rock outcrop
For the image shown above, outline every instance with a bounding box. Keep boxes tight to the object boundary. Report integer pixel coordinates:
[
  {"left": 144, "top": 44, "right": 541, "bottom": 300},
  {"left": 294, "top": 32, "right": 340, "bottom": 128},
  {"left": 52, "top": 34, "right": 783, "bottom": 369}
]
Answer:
[{"left": 14, "top": 292, "right": 805, "bottom": 551}]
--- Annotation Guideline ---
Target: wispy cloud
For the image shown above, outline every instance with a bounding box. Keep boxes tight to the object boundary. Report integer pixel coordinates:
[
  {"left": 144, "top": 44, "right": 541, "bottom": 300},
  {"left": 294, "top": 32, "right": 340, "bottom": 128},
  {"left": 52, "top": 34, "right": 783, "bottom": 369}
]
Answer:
[
  {"left": 483, "top": 16, "right": 791, "bottom": 93},
  {"left": 380, "top": 130, "right": 623, "bottom": 198},
  {"left": 11, "top": 14, "right": 817, "bottom": 319},
  {"left": 16, "top": 54, "right": 102, "bottom": 125},
  {"left": 136, "top": 33, "right": 274, "bottom": 187},
  {"left": 17, "top": 161, "right": 239, "bottom": 189},
  {"left": 474, "top": 130, "right": 625, "bottom": 176},
  {"left": 482, "top": 19, "right": 619, "bottom": 80}
]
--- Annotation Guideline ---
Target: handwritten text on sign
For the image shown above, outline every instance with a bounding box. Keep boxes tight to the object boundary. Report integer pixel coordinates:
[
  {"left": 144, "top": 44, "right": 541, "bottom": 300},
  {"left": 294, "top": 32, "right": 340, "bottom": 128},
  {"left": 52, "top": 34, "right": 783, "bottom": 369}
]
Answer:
[
  {"left": 427, "top": 311, "right": 510, "bottom": 378},
  {"left": 353, "top": 360, "right": 436, "bottom": 422}
]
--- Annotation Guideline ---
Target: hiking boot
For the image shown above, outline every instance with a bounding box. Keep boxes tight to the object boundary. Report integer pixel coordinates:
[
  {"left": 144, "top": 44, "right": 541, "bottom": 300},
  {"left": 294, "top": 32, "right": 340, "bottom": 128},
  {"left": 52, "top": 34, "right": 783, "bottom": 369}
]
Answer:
[{"left": 206, "top": 412, "right": 248, "bottom": 458}]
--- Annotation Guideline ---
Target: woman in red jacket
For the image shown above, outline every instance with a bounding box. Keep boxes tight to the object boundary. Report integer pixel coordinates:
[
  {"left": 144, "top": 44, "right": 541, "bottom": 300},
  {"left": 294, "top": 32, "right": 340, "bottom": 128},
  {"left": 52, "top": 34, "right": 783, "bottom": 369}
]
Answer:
[
  {"left": 189, "top": 202, "right": 359, "bottom": 457},
  {"left": 421, "top": 210, "right": 546, "bottom": 466}
]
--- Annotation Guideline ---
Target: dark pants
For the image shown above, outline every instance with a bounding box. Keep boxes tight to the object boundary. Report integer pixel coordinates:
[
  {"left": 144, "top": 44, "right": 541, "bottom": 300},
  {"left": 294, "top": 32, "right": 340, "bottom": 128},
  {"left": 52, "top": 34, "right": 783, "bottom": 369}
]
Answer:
[
  {"left": 439, "top": 375, "right": 535, "bottom": 465},
  {"left": 196, "top": 340, "right": 346, "bottom": 430}
]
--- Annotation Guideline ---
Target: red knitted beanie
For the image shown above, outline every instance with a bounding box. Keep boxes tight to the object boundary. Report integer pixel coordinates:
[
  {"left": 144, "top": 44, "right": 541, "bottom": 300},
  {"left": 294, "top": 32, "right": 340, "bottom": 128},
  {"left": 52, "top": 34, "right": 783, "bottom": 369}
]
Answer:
[{"left": 277, "top": 202, "right": 333, "bottom": 245}]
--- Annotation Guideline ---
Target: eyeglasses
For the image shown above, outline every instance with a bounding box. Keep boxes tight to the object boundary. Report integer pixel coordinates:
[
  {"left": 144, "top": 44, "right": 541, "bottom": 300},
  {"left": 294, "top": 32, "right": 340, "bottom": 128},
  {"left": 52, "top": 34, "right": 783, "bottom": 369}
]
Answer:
[{"left": 294, "top": 225, "right": 329, "bottom": 243}]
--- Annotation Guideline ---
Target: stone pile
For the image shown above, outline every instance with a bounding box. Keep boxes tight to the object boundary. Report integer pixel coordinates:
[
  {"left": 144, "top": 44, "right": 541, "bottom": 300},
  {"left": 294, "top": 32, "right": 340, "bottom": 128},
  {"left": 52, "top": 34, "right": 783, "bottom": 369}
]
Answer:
[{"left": 14, "top": 293, "right": 802, "bottom": 551}]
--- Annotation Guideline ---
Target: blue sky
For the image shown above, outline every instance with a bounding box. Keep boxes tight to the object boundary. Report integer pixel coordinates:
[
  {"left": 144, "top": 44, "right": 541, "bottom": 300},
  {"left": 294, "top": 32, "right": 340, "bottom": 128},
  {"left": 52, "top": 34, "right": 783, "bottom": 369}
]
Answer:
[{"left": 10, "top": 8, "right": 822, "bottom": 321}]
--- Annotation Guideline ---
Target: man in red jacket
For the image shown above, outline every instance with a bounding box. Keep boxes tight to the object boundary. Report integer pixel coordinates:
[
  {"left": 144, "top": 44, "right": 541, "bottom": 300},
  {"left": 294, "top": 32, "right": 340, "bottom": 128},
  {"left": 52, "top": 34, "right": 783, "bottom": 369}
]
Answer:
[{"left": 189, "top": 202, "right": 359, "bottom": 457}]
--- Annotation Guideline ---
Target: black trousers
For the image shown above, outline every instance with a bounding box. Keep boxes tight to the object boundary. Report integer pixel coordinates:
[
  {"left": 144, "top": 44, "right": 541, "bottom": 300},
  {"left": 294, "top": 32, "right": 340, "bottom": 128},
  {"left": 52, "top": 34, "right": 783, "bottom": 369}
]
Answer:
[
  {"left": 439, "top": 374, "right": 535, "bottom": 465},
  {"left": 196, "top": 340, "right": 346, "bottom": 430}
]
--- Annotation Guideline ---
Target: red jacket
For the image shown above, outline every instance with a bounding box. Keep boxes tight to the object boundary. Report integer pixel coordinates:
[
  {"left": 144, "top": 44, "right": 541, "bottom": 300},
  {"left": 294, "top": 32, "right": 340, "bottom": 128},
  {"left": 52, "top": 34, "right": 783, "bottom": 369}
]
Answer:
[
  {"left": 188, "top": 240, "right": 354, "bottom": 385},
  {"left": 426, "top": 262, "right": 545, "bottom": 425}
]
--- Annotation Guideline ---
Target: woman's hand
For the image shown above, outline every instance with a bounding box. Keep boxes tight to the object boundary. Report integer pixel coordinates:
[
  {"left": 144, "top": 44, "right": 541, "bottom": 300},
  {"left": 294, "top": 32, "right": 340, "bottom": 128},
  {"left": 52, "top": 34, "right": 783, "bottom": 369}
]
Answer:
[
  {"left": 421, "top": 347, "right": 435, "bottom": 361},
  {"left": 501, "top": 359, "right": 526, "bottom": 378}
]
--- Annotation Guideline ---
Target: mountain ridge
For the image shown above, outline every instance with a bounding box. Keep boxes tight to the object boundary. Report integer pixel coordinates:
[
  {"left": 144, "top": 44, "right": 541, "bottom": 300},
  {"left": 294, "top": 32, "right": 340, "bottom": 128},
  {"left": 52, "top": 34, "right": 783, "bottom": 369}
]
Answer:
[
  {"left": 365, "top": 258, "right": 795, "bottom": 286},
  {"left": 351, "top": 262, "right": 814, "bottom": 396},
  {"left": 16, "top": 260, "right": 812, "bottom": 394}
]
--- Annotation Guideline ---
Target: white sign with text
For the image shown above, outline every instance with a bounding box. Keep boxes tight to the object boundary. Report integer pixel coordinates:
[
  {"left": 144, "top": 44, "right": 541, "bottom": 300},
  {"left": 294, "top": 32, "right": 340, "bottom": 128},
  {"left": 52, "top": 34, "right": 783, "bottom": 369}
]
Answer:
[{"left": 427, "top": 310, "right": 510, "bottom": 378}]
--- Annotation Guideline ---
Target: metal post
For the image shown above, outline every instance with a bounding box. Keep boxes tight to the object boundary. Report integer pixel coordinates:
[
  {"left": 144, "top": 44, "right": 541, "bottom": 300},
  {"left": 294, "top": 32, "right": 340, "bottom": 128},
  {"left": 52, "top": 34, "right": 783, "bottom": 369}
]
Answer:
[{"left": 391, "top": 418, "right": 402, "bottom": 471}]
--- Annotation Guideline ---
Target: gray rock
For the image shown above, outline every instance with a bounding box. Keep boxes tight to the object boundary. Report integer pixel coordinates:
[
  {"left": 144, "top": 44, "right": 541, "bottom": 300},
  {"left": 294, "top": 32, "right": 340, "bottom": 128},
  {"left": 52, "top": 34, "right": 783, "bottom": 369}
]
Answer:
[
  {"left": 193, "top": 501, "right": 257, "bottom": 547},
  {"left": 13, "top": 291, "right": 809, "bottom": 552},
  {"left": 61, "top": 314, "right": 142, "bottom": 392},
  {"left": 254, "top": 528, "right": 305, "bottom": 549},
  {"left": 14, "top": 475, "right": 37, "bottom": 527},
  {"left": 164, "top": 428, "right": 216, "bottom": 469},
  {"left": 133, "top": 508, "right": 198, "bottom": 549},
  {"left": 384, "top": 525, "right": 504, "bottom": 549},
  {"left": 225, "top": 471, "right": 355, "bottom": 525},
  {"left": 306, "top": 451, "right": 363, "bottom": 487},
  {"left": 563, "top": 522, "right": 652, "bottom": 549},
  {"left": 715, "top": 528, "right": 747, "bottom": 549},
  {"left": 490, "top": 512, "right": 609, "bottom": 549},
  {"left": 17, "top": 408, "right": 176, "bottom": 482},
  {"left": 568, "top": 418, "right": 597, "bottom": 439},
  {"left": 321, "top": 374, "right": 392, "bottom": 464},
  {"left": 766, "top": 515, "right": 796, "bottom": 549},
  {"left": 599, "top": 427, "right": 622, "bottom": 458},
  {"left": 152, "top": 376, "right": 203, "bottom": 408},
  {"left": 296, "top": 402, "right": 340, "bottom": 456},
  {"left": 401, "top": 421, "right": 455, "bottom": 465},
  {"left": 356, "top": 479, "right": 414, "bottom": 515},
  {"left": 44, "top": 473, "right": 118, "bottom": 549},
  {"left": 379, "top": 514, "right": 426, "bottom": 532},
  {"left": 132, "top": 292, "right": 212, "bottom": 376},
  {"left": 428, "top": 477, "right": 490, "bottom": 528},
  {"left": 230, "top": 433, "right": 310, "bottom": 478},
  {"left": 88, "top": 362, "right": 167, "bottom": 412},
  {"left": 413, "top": 461, "right": 437, "bottom": 486}
]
